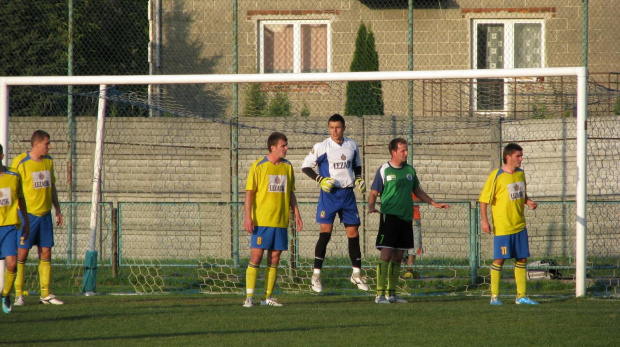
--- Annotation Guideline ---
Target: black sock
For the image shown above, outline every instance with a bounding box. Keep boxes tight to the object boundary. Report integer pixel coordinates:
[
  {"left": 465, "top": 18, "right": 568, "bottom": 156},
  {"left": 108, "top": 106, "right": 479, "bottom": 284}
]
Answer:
[
  {"left": 314, "top": 232, "right": 331, "bottom": 270},
  {"left": 348, "top": 236, "right": 362, "bottom": 269}
]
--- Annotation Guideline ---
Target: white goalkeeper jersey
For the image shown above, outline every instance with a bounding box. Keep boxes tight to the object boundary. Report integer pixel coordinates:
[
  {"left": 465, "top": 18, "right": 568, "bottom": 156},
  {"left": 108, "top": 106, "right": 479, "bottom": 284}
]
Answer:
[{"left": 301, "top": 137, "right": 361, "bottom": 189}]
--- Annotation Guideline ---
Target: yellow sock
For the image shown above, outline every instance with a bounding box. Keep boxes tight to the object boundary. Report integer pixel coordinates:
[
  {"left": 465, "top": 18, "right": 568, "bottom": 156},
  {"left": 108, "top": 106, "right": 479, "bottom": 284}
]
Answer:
[
  {"left": 245, "top": 262, "right": 259, "bottom": 299},
  {"left": 14, "top": 261, "right": 25, "bottom": 297},
  {"left": 376, "top": 260, "right": 389, "bottom": 296},
  {"left": 387, "top": 261, "right": 401, "bottom": 297},
  {"left": 515, "top": 261, "right": 527, "bottom": 299},
  {"left": 39, "top": 260, "right": 51, "bottom": 298},
  {"left": 491, "top": 263, "right": 502, "bottom": 296},
  {"left": 3, "top": 269, "right": 16, "bottom": 297},
  {"left": 264, "top": 264, "right": 277, "bottom": 299}
]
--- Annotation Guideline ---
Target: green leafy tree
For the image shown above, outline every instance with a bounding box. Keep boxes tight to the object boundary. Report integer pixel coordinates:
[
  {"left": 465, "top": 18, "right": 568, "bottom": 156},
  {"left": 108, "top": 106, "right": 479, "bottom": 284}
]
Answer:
[
  {"left": 244, "top": 83, "right": 267, "bottom": 116},
  {"left": 267, "top": 92, "right": 292, "bottom": 117},
  {"left": 0, "top": 0, "right": 149, "bottom": 116},
  {"left": 345, "top": 23, "right": 384, "bottom": 117},
  {"left": 0, "top": 1, "right": 68, "bottom": 116}
]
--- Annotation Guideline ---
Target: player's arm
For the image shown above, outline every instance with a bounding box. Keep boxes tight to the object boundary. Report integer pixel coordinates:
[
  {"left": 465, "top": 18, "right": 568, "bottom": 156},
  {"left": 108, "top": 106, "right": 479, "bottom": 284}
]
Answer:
[
  {"left": 17, "top": 182, "right": 30, "bottom": 240},
  {"left": 367, "top": 189, "right": 380, "bottom": 214},
  {"left": 290, "top": 192, "right": 303, "bottom": 232},
  {"left": 244, "top": 190, "right": 255, "bottom": 233},
  {"left": 479, "top": 201, "right": 491, "bottom": 234},
  {"left": 413, "top": 185, "right": 450, "bottom": 210},
  {"left": 51, "top": 183, "right": 63, "bottom": 227}
]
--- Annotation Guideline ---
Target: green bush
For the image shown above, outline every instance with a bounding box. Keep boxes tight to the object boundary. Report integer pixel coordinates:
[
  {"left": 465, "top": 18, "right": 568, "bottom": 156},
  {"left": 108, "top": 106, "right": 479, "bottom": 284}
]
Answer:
[{"left": 267, "top": 92, "right": 292, "bottom": 117}]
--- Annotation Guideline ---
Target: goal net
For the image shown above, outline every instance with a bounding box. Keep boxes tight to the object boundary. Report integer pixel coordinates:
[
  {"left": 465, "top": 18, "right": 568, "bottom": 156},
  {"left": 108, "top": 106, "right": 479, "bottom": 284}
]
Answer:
[{"left": 1, "top": 68, "right": 618, "bottom": 298}]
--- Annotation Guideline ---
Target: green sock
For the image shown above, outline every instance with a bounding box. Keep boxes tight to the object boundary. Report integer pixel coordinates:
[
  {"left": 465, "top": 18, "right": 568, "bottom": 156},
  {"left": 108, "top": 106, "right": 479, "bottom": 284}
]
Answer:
[
  {"left": 387, "top": 261, "right": 401, "bottom": 297},
  {"left": 376, "top": 260, "right": 389, "bottom": 296}
]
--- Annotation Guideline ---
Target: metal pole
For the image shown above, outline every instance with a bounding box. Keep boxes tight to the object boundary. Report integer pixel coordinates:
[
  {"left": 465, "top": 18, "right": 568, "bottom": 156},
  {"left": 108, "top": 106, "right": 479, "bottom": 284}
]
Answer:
[
  {"left": 407, "top": 0, "right": 414, "bottom": 163},
  {"left": 89, "top": 85, "right": 107, "bottom": 252},
  {"left": 0, "top": 81, "right": 8, "bottom": 165},
  {"left": 231, "top": 0, "right": 240, "bottom": 265},
  {"left": 67, "top": 0, "right": 76, "bottom": 263},
  {"left": 575, "top": 67, "right": 588, "bottom": 297}
]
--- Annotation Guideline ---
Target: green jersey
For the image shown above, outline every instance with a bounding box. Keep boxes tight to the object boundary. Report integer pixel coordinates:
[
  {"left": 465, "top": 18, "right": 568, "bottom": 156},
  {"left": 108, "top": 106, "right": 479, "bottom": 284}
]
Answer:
[{"left": 370, "top": 162, "right": 420, "bottom": 222}]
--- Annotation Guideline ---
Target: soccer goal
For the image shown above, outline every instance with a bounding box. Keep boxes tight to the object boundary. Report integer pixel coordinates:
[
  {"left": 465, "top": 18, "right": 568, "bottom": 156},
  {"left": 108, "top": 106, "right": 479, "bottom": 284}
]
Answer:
[{"left": 2, "top": 67, "right": 617, "bottom": 298}]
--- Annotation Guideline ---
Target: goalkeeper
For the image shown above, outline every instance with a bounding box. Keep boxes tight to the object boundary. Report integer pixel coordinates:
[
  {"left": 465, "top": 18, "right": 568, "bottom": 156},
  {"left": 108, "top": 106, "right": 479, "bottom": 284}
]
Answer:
[{"left": 301, "top": 114, "right": 368, "bottom": 293}]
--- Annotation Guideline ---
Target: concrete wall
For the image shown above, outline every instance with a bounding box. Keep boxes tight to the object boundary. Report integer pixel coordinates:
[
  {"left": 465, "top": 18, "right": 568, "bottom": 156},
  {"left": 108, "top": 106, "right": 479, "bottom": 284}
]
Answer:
[{"left": 7, "top": 115, "right": 620, "bottom": 262}]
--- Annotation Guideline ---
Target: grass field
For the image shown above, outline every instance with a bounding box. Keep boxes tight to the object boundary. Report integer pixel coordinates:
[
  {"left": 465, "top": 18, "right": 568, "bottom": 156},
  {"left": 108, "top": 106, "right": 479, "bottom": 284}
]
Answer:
[{"left": 2, "top": 293, "right": 619, "bottom": 346}]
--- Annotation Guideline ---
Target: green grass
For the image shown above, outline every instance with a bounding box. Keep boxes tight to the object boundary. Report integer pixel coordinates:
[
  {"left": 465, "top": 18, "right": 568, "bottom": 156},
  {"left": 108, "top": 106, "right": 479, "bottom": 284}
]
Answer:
[{"left": 2, "top": 294, "right": 619, "bottom": 346}]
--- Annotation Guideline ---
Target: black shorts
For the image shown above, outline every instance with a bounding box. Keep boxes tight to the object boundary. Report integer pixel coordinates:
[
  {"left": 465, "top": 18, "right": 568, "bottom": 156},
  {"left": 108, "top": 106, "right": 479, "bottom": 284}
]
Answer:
[{"left": 375, "top": 213, "right": 414, "bottom": 250}]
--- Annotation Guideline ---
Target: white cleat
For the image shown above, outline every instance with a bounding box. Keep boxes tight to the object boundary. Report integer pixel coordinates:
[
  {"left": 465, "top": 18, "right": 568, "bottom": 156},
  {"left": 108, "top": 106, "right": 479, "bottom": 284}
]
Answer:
[
  {"left": 39, "top": 294, "right": 64, "bottom": 305},
  {"left": 387, "top": 295, "right": 408, "bottom": 303},
  {"left": 311, "top": 274, "right": 323, "bottom": 293},
  {"left": 260, "top": 298, "right": 283, "bottom": 307},
  {"left": 13, "top": 296, "right": 24, "bottom": 306},
  {"left": 243, "top": 297, "right": 254, "bottom": 308},
  {"left": 350, "top": 273, "right": 370, "bottom": 291},
  {"left": 375, "top": 295, "right": 390, "bottom": 304}
]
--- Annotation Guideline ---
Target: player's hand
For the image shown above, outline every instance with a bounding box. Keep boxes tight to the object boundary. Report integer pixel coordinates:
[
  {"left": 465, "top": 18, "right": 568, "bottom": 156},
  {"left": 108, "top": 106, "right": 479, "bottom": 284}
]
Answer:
[
  {"left": 55, "top": 212, "right": 63, "bottom": 227},
  {"left": 355, "top": 176, "right": 366, "bottom": 194},
  {"left": 526, "top": 199, "right": 538, "bottom": 210},
  {"left": 368, "top": 205, "right": 380, "bottom": 214},
  {"left": 316, "top": 175, "right": 335, "bottom": 193},
  {"left": 21, "top": 223, "right": 30, "bottom": 241},
  {"left": 481, "top": 220, "right": 492, "bottom": 234},
  {"left": 244, "top": 218, "right": 254, "bottom": 234}
]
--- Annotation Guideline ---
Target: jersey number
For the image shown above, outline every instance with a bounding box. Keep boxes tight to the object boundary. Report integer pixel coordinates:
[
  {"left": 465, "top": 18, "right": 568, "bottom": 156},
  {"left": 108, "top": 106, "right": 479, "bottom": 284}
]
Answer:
[
  {"left": 20, "top": 237, "right": 25, "bottom": 246},
  {"left": 257, "top": 237, "right": 262, "bottom": 245},
  {"left": 501, "top": 246, "right": 507, "bottom": 255},
  {"left": 379, "top": 234, "right": 385, "bottom": 244}
]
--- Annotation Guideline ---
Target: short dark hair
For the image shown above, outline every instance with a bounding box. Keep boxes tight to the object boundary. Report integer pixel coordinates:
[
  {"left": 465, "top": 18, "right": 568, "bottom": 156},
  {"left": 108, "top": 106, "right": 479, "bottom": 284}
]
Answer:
[
  {"left": 503, "top": 142, "right": 523, "bottom": 164},
  {"left": 267, "top": 132, "right": 288, "bottom": 152},
  {"left": 31, "top": 130, "right": 50, "bottom": 147},
  {"left": 328, "top": 113, "right": 345, "bottom": 127},
  {"left": 389, "top": 138, "right": 407, "bottom": 154}
]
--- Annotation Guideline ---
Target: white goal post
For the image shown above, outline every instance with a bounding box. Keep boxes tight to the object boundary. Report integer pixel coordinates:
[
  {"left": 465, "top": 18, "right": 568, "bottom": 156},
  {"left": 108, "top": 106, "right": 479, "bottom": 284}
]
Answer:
[{"left": 0, "top": 67, "right": 588, "bottom": 297}]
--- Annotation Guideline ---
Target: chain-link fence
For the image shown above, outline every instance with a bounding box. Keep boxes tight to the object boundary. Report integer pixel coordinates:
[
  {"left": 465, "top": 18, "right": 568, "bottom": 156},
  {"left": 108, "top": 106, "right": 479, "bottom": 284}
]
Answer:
[{"left": 2, "top": 0, "right": 620, "bottom": 297}]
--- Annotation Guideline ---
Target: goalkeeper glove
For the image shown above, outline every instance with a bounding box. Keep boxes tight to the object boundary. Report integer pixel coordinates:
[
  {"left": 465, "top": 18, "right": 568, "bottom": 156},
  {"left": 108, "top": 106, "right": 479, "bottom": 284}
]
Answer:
[
  {"left": 355, "top": 176, "right": 366, "bottom": 194},
  {"left": 316, "top": 175, "right": 336, "bottom": 193}
]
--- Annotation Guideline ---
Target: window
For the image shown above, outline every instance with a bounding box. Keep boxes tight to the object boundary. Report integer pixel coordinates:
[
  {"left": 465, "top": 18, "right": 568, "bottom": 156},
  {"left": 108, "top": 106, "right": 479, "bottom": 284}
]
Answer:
[
  {"left": 473, "top": 20, "right": 544, "bottom": 111},
  {"left": 259, "top": 20, "right": 331, "bottom": 74}
]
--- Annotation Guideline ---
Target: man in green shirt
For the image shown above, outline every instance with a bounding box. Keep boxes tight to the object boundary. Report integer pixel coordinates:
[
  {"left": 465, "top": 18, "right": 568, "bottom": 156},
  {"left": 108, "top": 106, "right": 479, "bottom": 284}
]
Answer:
[{"left": 368, "top": 138, "right": 450, "bottom": 304}]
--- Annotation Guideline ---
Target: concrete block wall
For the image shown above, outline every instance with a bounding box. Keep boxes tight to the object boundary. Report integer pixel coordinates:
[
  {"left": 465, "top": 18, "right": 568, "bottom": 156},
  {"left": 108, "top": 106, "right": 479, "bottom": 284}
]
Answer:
[{"left": 7, "top": 115, "right": 620, "bottom": 262}]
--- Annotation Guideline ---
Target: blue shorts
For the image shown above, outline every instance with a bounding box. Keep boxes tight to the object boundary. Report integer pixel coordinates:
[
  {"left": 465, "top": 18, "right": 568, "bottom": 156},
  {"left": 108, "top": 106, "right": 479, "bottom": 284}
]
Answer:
[
  {"left": 316, "top": 187, "right": 361, "bottom": 225},
  {"left": 18, "top": 211, "right": 55, "bottom": 249},
  {"left": 250, "top": 226, "right": 288, "bottom": 251},
  {"left": 493, "top": 228, "right": 530, "bottom": 259},
  {"left": 0, "top": 225, "right": 19, "bottom": 258}
]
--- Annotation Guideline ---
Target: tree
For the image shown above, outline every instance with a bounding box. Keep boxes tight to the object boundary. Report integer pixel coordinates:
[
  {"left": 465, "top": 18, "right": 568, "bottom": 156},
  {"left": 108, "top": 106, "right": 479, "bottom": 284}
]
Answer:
[
  {"left": 344, "top": 23, "right": 384, "bottom": 117},
  {"left": 243, "top": 83, "right": 267, "bottom": 117}
]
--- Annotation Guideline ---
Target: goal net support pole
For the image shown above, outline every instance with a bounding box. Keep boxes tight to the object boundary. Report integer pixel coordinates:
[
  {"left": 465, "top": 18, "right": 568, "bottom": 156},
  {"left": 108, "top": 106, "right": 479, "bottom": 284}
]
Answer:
[
  {"left": 82, "top": 85, "right": 107, "bottom": 294},
  {"left": 0, "top": 67, "right": 589, "bottom": 297}
]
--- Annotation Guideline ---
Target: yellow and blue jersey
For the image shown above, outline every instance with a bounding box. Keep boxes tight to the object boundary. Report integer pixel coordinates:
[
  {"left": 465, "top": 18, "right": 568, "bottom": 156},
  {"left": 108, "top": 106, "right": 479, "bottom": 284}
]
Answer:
[
  {"left": 11, "top": 152, "right": 56, "bottom": 216},
  {"left": 0, "top": 169, "right": 23, "bottom": 227},
  {"left": 246, "top": 156, "right": 295, "bottom": 228},
  {"left": 479, "top": 168, "right": 527, "bottom": 236}
]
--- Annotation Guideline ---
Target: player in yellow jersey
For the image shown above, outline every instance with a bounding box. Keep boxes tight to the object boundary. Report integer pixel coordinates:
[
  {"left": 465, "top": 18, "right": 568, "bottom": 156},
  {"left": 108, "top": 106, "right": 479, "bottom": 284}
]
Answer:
[
  {"left": 1, "top": 144, "right": 31, "bottom": 313},
  {"left": 479, "top": 143, "right": 539, "bottom": 305},
  {"left": 243, "top": 132, "right": 303, "bottom": 307},
  {"left": 11, "top": 130, "right": 64, "bottom": 306}
]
